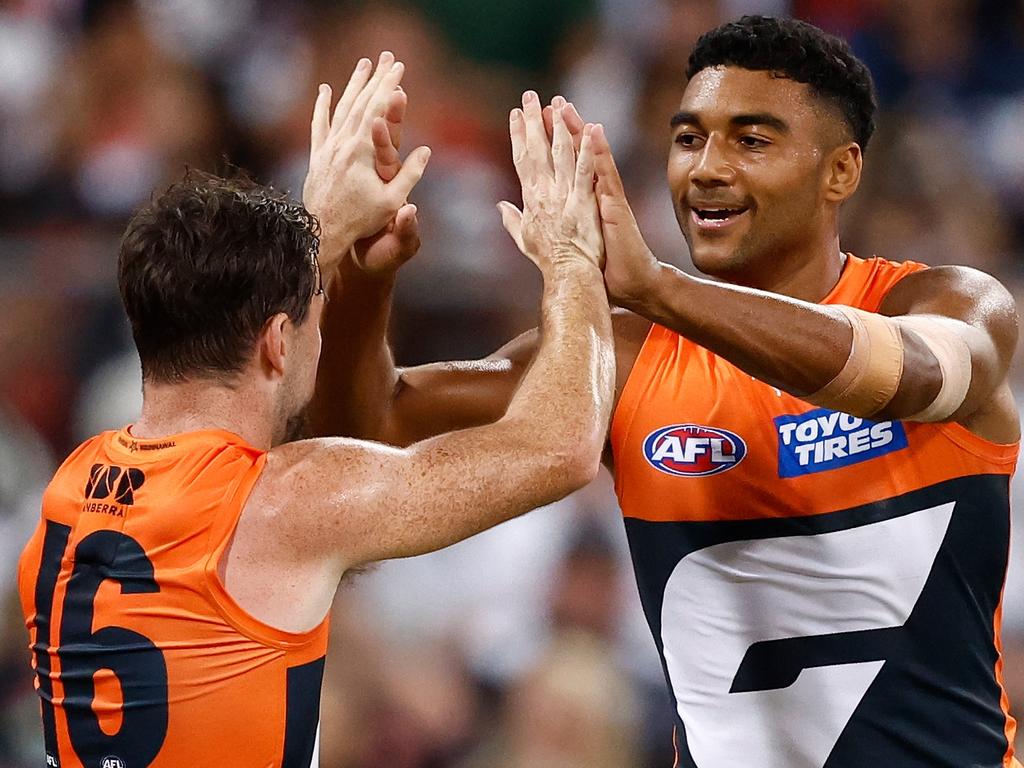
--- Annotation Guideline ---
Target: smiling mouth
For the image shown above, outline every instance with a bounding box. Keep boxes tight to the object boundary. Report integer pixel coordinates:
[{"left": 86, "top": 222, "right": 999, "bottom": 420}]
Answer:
[{"left": 689, "top": 206, "right": 750, "bottom": 231}]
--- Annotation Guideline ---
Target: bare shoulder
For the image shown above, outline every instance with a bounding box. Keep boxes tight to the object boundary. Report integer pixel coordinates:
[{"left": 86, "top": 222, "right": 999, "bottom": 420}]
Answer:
[
  {"left": 257, "top": 437, "right": 394, "bottom": 506},
  {"left": 243, "top": 437, "right": 395, "bottom": 554},
  {"left": 881, "top": 265, "right": 1018, "bottom": 329}
]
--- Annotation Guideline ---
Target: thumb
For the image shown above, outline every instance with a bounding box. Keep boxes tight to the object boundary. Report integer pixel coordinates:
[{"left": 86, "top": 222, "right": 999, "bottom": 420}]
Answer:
[
  {"left": 394, "top": 203, "right": 420, "bottom": 252},
  {"left": 598, "top": 190, "right": 637, "bottom": 229},
  {"left": 497, "top": 201, "right": 526, "bottom": 253},
  {"left": 388, "top": 145, "right": 432, "bottom": 201}
]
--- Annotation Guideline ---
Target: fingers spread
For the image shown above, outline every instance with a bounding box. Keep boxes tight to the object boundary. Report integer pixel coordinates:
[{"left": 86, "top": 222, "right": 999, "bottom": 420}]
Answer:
[
  {"left": 330, "top": 57, "right": 373, "bottom": 134},
  {"left": 387, "top": 144, "right": 432, "bottom": 202},
  {"left": 384, "top": 87, "right": 407, "bottom": 150},
  {"left": 371, "top": 116, "right": 401, "bottom": 182},
  {"left": 311, "top": 83, "right": 332, "bottom": 154},
  {"left": 355, "top": 57, "right": 406, "bottom": 134},
  {"left": 497, "top": 200, "right": 526, "bottom": 253},
  {"left": 340, "top": 51, "right": 396, "bottom": 135}
]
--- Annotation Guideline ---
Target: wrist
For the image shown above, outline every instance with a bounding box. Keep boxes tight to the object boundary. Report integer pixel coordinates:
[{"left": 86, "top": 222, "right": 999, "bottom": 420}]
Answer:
[
  {"left": 544, "top": 248, "right": 603, "bottom": 279},
  {"left": 338, "top": 249, "right": 399, "bottom": 286},
  {"left": 317, "top": 230, "right": 358, "bottom": 273},
  {"left": 611, "top": 254, "right": 663, "bottom": 313}
]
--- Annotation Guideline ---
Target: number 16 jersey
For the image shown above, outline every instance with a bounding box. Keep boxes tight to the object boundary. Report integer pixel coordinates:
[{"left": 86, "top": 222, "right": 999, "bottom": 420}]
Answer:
[
  {"left": 17, "top": 428, "right": 329, "bottom": 768},
  {"left": 610, "top": 255, "right": 1018, "bottom": 768}
]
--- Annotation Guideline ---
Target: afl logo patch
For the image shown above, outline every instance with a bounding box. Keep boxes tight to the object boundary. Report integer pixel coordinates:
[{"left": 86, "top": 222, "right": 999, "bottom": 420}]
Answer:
[{"left": 643, "top": 424, "right": 747, "bottom": 477}]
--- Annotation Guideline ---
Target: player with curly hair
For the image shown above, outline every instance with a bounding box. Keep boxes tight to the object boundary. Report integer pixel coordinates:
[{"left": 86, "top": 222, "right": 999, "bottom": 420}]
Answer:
[{"left": 323, "top": 17, "right": 1020, "bottom": 768}]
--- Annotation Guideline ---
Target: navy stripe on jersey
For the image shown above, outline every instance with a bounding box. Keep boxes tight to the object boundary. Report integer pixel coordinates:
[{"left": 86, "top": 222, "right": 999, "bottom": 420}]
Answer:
[
  {"left": 281, "top": 656, "right": 325, "bottom": 768},
  {"left": 625, "top": 474, "right": 1012, "bottom": 768}
]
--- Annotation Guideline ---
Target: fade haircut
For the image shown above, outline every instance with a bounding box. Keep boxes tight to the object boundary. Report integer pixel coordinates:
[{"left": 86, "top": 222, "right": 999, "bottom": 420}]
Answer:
[
  {"left": 119, "top": 170, "right": 321, "bottom": 384},
  {"left": 686, "top": 15, "right": 877, "bottom": 150}
]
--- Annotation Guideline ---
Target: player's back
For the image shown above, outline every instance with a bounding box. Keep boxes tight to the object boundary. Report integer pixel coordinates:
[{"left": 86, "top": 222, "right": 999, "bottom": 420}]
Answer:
[{"left": 17, "top": 428, "right": 328, "bottom": 768}]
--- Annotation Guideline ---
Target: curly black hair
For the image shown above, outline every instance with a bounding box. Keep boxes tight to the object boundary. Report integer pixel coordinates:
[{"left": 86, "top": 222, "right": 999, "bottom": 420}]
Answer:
[
  {"left": 119, "top": 169, "right": 322, "bottom": 383},
  {"left": 687, "top": 15, "right": 877, "bottom": 150}
]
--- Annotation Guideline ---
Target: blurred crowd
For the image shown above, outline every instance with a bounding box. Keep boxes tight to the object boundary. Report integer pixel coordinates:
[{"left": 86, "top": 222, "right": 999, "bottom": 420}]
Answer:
[{"left": 2, "top": 0, "right": 1024, "bottom": 765}]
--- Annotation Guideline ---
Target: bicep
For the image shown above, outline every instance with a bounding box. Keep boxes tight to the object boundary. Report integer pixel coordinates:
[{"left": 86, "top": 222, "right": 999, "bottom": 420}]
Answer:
[
  {"left": 879, "top": 266, "right": 1018, "bottom": 421},
  {"left": 279, "top": 423, "right": 580, "bottom": 568},
  {"left": 385, "top": 329, "right": 539, "bottom": 445}
]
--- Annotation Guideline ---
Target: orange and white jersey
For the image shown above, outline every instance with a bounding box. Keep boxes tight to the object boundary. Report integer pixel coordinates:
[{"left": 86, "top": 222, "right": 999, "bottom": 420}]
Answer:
[
  {"left": 611, "top": 255, "right": 1018, "bottom": 768},
  {"left": 17, "top": 429, "right": 329, "bottom": 768}
]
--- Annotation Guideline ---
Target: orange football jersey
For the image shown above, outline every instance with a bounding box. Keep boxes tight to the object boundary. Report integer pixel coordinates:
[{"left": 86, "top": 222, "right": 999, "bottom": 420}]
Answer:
[
  {"left": 611, "top": 255, "right": 1017, "bottom": 767},
  {"left": 18, "top": 428, "right": 329, "bottom": 768}
]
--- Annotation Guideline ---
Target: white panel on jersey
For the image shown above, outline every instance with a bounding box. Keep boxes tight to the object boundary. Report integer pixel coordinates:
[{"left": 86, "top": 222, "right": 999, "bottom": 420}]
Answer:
[
  {"left": 661, "top": 502, "right": 954, "bottom": 768},
  {"left": 310, "top": 721, "right": 321, "bottom": 768}
]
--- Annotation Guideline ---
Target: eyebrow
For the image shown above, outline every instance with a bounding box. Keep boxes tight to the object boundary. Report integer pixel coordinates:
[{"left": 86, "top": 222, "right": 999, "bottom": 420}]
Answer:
[{"left": 669, "top": 111, "right": 791, "bottom": 134}]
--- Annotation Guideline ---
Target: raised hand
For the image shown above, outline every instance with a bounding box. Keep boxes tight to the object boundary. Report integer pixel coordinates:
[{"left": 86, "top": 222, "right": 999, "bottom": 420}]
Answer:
[
  {"left": 352, "top": 85, "right": 423, "bottom": 275},
  {"left": 590, "top": 124, "right": 660, "bottom": 309},
  {"left": 302, "top": 52, "right": 431, "bottom": 273},
  {"left": 498, "top": 92, "right": 604, "bottom": 273}
]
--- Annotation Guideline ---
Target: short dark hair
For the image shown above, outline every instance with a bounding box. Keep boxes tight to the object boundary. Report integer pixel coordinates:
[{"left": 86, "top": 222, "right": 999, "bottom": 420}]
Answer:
[
  {"left": 118, "top": 170, "right": 321, "bottom": 383},
  {"left": 686, "top": 15, "right": 877, "bottom": 150}
]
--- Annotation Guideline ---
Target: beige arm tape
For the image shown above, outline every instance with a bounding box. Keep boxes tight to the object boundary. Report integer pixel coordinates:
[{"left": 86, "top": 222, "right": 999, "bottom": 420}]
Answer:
[
  {"left": 804, "top": 306, "right": 904, "bottom": 417},
  {"left": 895, "top": 315, "right": 973, "bottom": 422}
]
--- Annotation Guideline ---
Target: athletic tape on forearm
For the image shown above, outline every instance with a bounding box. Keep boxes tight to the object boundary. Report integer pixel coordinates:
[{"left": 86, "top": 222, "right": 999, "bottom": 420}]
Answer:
[
  {"left": 896, "top": 315, "right": 973, "bottom": 421},
  {"left": 805, "top": 306, "right": 904, "bottom": 417}
]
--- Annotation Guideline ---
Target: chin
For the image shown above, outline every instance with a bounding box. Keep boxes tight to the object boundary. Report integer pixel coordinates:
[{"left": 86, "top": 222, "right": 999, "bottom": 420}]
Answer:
[{"left": 689, "top": 239, "right": 750, "bottom": 278}]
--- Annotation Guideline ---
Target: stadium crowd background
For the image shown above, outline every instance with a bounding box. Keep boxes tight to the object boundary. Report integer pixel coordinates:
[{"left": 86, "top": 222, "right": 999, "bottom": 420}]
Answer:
[{"left": 1, "top": 0, "right": 1023, "bottom": 764}]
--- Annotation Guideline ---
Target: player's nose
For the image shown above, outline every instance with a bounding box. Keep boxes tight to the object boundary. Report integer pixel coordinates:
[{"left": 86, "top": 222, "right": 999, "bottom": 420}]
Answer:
[{"left": 689, "top": 135, "right": 734, "bottom": 188}]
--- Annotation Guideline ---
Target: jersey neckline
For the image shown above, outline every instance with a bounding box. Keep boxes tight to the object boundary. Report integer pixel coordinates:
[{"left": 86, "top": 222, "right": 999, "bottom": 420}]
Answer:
[{"left": 108, "top": 426, "right": 260, "bottom": 460}]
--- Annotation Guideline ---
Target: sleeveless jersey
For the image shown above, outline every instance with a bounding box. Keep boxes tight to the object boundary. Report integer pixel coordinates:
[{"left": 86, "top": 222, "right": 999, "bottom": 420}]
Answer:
[
  {"left": 610, "top": 255, "right": 1018, "bottom": 768},
  {"left": 17, "top": 428, "right": 329, "bottom": 768}
]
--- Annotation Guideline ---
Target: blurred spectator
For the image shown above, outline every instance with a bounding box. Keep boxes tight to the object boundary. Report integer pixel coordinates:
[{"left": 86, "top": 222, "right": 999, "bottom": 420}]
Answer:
[{"left": 2, "top": 1, "right": 1023, "bottom": 764}]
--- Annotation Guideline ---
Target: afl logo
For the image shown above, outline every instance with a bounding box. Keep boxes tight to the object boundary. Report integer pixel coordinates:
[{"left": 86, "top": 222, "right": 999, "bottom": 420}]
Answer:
[
  {"left": 101, "top": 758, "right": 126, "bottom": 768},
  {"left": 643, "top": 424, "right": 747, "bottom": 477}
]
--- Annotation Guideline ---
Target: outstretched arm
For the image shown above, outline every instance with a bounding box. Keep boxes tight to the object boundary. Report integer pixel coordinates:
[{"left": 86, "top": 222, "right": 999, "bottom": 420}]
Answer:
[
  {"left": 309, "top": 96, "right": 576, "bottom": 444},
  {"left": 265, "top": 94, "right": 615, "bottom": 570},
  {"left": 589, "top": 125, "right": 1018, "bottom": 443}
]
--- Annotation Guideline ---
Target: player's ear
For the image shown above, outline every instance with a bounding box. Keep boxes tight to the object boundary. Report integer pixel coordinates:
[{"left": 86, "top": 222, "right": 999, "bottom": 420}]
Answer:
[
  {"left": 823, "top": 142, "right": 862, "bottom": 203},
  {"left": 259, "top": 312, "right": 290, "bottom": 378}
]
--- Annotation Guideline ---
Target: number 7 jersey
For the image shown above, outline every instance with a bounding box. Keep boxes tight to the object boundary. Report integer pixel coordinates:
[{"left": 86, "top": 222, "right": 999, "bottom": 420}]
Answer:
[
  {"left": 17, "top": 428, "right": 328, "bottom": 768},
  {"left": 610, "top": 255, "right": 1018, "bottom": 768}
]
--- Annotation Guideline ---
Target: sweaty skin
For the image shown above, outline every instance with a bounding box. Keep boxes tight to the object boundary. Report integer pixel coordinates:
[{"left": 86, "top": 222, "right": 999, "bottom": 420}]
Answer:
[
  {"left": 131, "top": 61, "right": 615, "bottom": 637},
  {"left": 312, "top": 68, "right": 1018, "bottom": 456}
]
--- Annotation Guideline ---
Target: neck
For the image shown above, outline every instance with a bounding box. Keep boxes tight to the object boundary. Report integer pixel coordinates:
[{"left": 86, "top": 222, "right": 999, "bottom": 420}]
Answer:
[
  {"left": 729, "top": 234, "right": 846, "bottom": 303},
  {"left": 132, "top": 377, "right": 275, "bottom": 450}
]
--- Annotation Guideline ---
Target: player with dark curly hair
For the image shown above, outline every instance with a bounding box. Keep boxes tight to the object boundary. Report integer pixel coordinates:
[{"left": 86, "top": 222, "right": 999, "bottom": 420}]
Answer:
[{"left": 322, "top": 16, "right": 1020, "bottom": 768}]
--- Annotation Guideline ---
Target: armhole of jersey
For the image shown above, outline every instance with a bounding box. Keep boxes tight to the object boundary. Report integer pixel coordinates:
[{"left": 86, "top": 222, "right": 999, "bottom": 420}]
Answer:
[
  {"left": 932, "top": 421, "right": 1020, "bottom": 467},
  {"left": 610, "top": 322, "right": 667, "bottom": 471},
  {"left": 201, "top": 453, "right": 329, "bottom": 650}
]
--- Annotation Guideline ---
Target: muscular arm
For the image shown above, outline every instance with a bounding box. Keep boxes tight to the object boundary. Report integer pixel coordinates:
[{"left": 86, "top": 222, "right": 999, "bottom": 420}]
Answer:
[
  {"left": 233, "top": 256, "right": 613, "bottom": 632},
  {"left": 311, "top": 284, "right": 647, "bottom": 447},
  {"left": 285, "top": 254, "right": 613, "bottom": 563},
  {"left": 590, "top": 125, "right": 1019, "bottom": 442},
  {"left": 628, "top": 262, "right": 1018, "bottom": 435}
]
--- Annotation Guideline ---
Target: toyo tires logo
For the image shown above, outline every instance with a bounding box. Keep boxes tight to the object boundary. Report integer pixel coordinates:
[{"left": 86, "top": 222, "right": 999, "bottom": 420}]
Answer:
[{"left": 643, "top": 424, "right": 747, "bottom": 477}]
